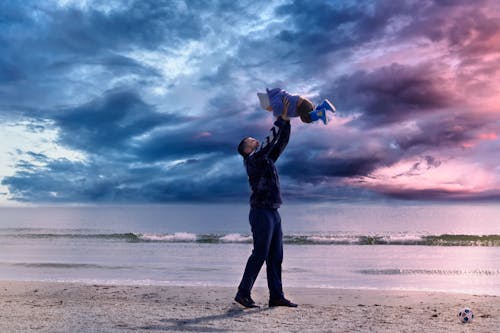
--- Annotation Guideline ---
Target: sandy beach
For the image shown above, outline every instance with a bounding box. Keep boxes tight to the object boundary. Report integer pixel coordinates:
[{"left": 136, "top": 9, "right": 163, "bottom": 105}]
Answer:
[{"left": 0, "top": 281, "right": 498, "bottom": 332}]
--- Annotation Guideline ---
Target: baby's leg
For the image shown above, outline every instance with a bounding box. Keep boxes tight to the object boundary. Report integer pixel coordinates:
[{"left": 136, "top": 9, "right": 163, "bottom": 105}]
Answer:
[{"left": 296, "top": 97, "right": 315, "bottom": 123}]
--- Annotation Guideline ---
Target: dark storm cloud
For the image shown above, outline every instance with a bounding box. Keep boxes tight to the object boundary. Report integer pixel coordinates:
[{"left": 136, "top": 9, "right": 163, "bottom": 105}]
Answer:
[
  {"left": 51, "top": 89, "right": 179, "bottom": 154},
  {"left": 396, "top": 116, "right": 471, "bottom": 151},
  {"left": 280, "top": 151, "right": 384, "bottom": 182},
  {"left": 45, "top": 3, "right": 203, "bottom": 52},
  {"left": 371, "top": 187, "right": 500, "bottom": 202},
  {"left": 271, "top": 0, "right": 420, "bottom": 66},
  {"left": 0, "top": 59, "right": 26, "bottom": 84},
  {"left": 324, "top": 63, "right": 458, "bottom": 127},
  {"left": 38, "top": 1, "right": 203, "bottom": 52},
  {"left": 274, "top": 1, "right": 362, "bottom": 48},
  {"left": 0, "top": 0, "right": 203, "bottom": 110},
  {"left": 3, "top": 150, "right": 249, "bottom": 203},
  {"left": 50, "top": 88, "right": 245, "bottom": 162},
  {"left": 202, "top": 0, "right": 417, "bottom": 85},
  {"left": 135, "top": 129, "right": 234, "bottom": 162},
  {"left": 399, "top": 0, "right": 494, "bottom": 47},
  {"left": 393, "top": 156, "right": 441, "bottom": 178},
  {"left": 134, "top": 91, "right": 263, "bottom": 161}
]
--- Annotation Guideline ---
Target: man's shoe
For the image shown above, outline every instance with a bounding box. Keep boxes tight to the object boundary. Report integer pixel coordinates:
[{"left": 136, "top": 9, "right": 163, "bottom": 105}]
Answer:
[
  {"left": 269, "top": 298, "right": 298, "bottom": 307},
  {"left": 234, "top": 294, "right": 260, "bottom": 308},
  {"left": 317, "top": 99, "right": 336, "bottom": 113}
]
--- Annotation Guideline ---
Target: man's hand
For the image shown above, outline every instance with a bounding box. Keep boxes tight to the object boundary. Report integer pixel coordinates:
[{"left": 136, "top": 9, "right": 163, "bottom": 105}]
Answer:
[{"left": 280, "top": 97, "right": 290, "bottom": 121}]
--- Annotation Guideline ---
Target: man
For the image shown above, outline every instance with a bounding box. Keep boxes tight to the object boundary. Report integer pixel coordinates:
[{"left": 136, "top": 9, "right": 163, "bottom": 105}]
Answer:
[{"left": 235, "top": 98, "right": 297, "bottom": 308}]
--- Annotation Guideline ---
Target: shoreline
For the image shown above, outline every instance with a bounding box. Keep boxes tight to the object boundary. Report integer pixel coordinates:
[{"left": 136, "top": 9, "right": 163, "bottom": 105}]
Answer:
[
  {"left": 1, "top": 281, "right": 499, "bottom": 332},
  {"left": 2, "top": 278, "right": 500, "bottom": 297}
]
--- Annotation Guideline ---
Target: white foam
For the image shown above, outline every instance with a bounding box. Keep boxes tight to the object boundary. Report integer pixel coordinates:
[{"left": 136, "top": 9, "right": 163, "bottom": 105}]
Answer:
[
  {"left": 137, "top": 232, "right": 197, "bottom": 242},
  {"left": 382, "top": 234, "right": 424, "bottom": 242},
  {"left": 219, "top": 233, "right": 252, "bottom": 243},
  {"left": 306, "top": 235, "right": 359, "bottom": 244}
]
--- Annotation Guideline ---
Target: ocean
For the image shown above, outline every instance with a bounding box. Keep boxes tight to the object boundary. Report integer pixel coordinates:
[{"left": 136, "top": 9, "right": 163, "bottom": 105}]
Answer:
[{"left": 1, "top": 203, "right": 499, "bottom": 295}]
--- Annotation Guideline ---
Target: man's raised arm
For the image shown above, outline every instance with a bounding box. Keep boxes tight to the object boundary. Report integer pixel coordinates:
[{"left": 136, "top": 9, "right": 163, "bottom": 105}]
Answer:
[
  {"left": 253, "top": 98, "right": 291, "bottom": 162},
  {"left": 267, "top": 116, "right": 290, "bottom": 162}
]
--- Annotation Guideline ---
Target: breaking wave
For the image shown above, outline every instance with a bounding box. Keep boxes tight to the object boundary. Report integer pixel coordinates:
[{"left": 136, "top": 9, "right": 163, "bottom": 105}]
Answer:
[
  {"left": 3, "top": 231, "right": 500, "bottom": 246},
  {"left": 357, "top": 268, "right": 500, "bottom": 276}
]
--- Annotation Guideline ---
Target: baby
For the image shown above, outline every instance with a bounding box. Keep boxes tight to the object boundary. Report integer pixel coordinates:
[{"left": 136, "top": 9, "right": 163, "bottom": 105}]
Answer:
[{"left": 257, "top": 88, "right": 336, "bottom": 125}]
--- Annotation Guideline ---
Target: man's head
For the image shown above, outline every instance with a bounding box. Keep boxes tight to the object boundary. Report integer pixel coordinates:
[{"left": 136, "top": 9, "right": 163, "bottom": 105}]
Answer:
[{"left": 237, "top": 137, "right": 260, "bottom": 157}]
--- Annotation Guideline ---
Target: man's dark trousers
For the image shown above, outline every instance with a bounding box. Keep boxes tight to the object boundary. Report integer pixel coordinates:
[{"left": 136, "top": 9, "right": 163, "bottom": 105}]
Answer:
[{"left": 237, "top": 207, "right": 284, "bottom": 300}]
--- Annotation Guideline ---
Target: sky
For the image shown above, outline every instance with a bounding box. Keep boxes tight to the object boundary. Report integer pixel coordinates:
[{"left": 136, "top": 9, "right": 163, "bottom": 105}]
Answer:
[{"left": 1, "top": 0, "right": 500, "bottom": 205}]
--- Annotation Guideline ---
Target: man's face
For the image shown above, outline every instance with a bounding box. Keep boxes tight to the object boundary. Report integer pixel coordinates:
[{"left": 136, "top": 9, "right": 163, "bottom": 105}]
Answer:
[{"left": 244, "top": 137, "right": 259, "bottom": 154}]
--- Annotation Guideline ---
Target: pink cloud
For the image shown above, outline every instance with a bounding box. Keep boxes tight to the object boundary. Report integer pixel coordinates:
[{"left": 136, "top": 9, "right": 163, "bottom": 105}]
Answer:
[
  {"left": 346, "top": 156, "right": 500, "bottom": 199},
  {"left": 193, "top": 131, "right": 212, "bottom": 139},
  {"left": 478, "top": 132, "right": 498, "bottom": 140}
]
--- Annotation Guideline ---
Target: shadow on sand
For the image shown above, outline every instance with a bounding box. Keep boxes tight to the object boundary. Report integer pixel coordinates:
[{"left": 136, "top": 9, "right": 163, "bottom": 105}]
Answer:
[{"left": 136, "top": 305, "right": 272, "bottom": 332}]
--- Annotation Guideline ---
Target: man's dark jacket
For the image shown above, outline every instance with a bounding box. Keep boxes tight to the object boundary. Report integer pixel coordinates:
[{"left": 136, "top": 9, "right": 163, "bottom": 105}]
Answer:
[{"left": 243, "top": 117, "right": 291, "bottom": 209}]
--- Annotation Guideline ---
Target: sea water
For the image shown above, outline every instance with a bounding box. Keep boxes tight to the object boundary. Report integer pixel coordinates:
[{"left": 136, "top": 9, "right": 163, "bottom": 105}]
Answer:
[{"left": 0, "top": 203, "right": 499, "bottom": 295}]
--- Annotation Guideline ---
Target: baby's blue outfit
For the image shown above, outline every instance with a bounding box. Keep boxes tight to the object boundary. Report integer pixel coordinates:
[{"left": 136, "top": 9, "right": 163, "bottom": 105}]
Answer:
[{"left": 266, "top": 88, "right": 301, "bottom": 118}]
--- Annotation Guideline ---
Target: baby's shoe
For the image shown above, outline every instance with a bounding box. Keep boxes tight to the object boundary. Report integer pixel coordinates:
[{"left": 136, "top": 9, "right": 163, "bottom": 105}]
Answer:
[
  {"left": 309, "top": 108, "right": 328, "bottom": 125},
  {"left": 316, "top": 99, "right": 336, "bottom": 113}
]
